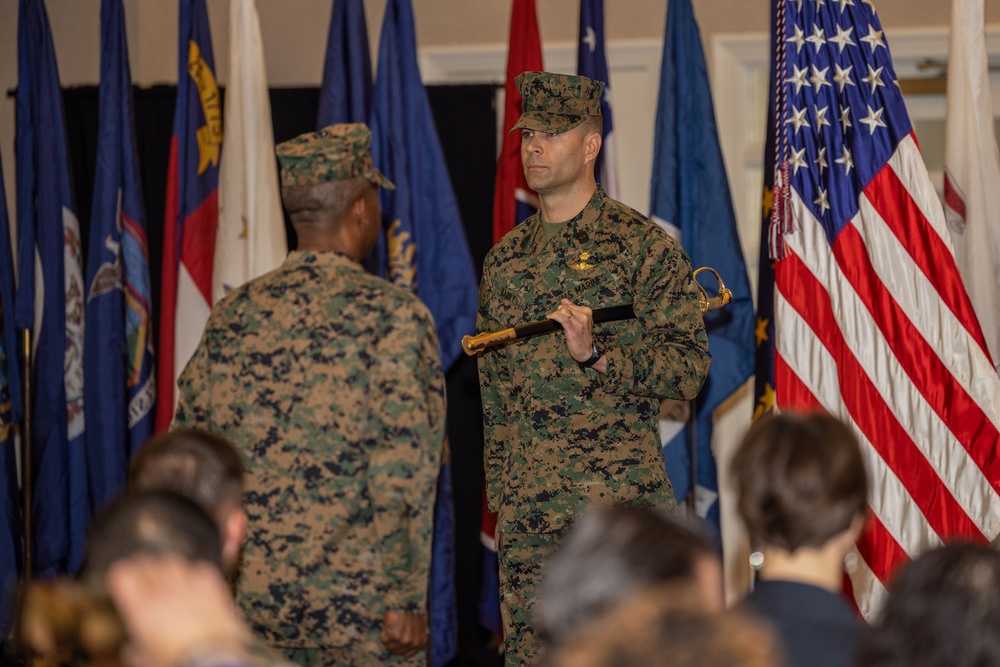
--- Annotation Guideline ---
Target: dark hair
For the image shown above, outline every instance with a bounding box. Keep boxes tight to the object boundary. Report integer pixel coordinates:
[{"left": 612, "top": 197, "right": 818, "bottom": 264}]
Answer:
[
  {"left": 81, "top": 490, "right": 223, "bottom": 578},
  {"left": 731, "top": 412, "right": 868, "bottom": 551},
  {"left": 281, "top": 176, "right": 371, "bottom": 224},
  {"left": 858, "top": 542, "right": 1000, "bottom": 667},
  {"left": 129, "top": 429, "right": 243, "bottom": 527},
  {"left": 535, "top": 505, "right": 714, "bottom": 643}
]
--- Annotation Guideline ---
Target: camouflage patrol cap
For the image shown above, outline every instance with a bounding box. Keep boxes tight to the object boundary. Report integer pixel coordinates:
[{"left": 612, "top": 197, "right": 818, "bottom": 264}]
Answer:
[
  {"left": 275, "top": 123, "right": 394, "bottom": 189},
  {"left": 511, "top": 71, "right": 605, "bottom": 134}
]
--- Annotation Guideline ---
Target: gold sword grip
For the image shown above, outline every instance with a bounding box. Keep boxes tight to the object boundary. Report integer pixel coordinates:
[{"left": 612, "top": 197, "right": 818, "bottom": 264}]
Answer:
[{"left": 693, "top": 266, "right": 733, "bottom": 314}]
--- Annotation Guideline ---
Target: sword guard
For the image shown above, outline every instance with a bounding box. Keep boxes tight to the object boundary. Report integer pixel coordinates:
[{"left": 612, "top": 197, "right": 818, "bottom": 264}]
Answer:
[{"left": 693, "top": 266, "right": 733, "bottom": 314}]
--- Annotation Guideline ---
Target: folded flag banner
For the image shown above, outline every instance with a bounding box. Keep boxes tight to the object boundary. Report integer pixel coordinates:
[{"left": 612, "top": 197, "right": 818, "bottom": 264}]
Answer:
[
  {"left": 214, "top": 0, "right": 287, "bottom": 304},
  {"left": 769, "top": 0, "right": 1000, "bottom": 617},
  {"left": 370, "top": 0, "right": 479, "bottom": 373},
  {"left": 156, "top": 0, "right": 220, "bottom": 431},
  {"left": 492, "top": 0, "right": 543, "bottom": 242},
  {"left": 318, "top": 0, "right": 373, "bottom": 127},
  {"left": 650, "top": 0, "right": 755, "bottom": 529},
  {"left": 943, "top": 0, "right": 1000, "bottom": 369},
  {"left": 0, "top": 153, "right": 23, "bottom": 632},
  {"left": 576, "top": 0, "right": 619, "bottom": 198},
  {"left": 753, "top": 7, "right": 779, "bottom": 424},
  {"left": 16, "top": 0, "right": 88, "bottom": 575},
  {"left": 85, "top": 0, "right": 156, "bottom": 513}
]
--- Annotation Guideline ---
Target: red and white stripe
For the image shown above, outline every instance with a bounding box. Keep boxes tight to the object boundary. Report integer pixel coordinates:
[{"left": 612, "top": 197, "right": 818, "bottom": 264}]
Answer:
[{"left": 774, "top": 133, "right": 1000, "bottom": 619}]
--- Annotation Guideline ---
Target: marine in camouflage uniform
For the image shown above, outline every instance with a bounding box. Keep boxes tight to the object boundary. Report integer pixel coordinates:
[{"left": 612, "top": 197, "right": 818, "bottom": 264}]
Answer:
[
  {"left": 174, "top": 124, "right": 445, "bottom": 666},
  {"left": 477, "top": 72, "right": 711, "bottom": 665}
]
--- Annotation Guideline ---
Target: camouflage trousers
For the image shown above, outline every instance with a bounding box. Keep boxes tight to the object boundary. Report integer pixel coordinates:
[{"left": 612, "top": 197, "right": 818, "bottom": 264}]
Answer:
[
  {"left": 498, "top": 530, "right": 567, "bottom": 667},
  {"left": 280, "top": 630, "right": 426, "bottom": 667}
]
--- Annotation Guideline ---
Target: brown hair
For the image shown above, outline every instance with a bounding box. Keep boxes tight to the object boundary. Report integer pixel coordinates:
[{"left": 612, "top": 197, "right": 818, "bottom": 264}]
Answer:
[
  {"left": 544, "top": 583, "right": 781, "bottom": 667},
  {"left": 731, "top": 412, "right": 868, "bottom": 551},
  {"left": 129, "top": 429, "right": 244, "bottom": 527}
]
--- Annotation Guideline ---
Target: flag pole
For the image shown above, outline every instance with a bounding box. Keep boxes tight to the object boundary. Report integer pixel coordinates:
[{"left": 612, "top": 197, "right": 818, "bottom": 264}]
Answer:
[
  {"left": 20, "top": 328, "right": 32, "bottom": 580},
  {"left": 686, "top": 396, "right": 697, "bottom": 514}
]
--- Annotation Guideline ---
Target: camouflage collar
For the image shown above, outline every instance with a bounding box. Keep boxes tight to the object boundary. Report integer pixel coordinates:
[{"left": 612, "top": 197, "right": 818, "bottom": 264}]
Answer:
[
  {"left": 284, "top": 249, "right": 362, "bottom": 270},
  {"left": 519, "top": 185, "right": 606, "bottom": 255}
]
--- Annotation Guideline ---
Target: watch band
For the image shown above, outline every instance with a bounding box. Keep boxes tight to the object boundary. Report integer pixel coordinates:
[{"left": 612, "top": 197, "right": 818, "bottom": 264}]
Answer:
[{"left": 578, "top": 342, "right": 604, "bottom": 369}]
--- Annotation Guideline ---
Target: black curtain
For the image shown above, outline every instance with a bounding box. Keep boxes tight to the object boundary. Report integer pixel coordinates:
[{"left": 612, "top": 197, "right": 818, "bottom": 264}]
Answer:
[{"left": 62, "top": 83, "right": 500, "bottom": 667}]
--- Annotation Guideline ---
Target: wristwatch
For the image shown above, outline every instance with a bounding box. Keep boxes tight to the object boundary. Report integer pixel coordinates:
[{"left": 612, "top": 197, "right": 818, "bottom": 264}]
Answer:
[{"left": 578, "top": 341, "right": 604, "bottom": 369}]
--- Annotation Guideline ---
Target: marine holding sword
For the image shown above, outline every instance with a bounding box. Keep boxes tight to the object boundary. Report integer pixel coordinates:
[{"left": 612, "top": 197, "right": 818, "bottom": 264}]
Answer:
[{"left": 476, "top": 71, "right": 712, "bottom": 666}]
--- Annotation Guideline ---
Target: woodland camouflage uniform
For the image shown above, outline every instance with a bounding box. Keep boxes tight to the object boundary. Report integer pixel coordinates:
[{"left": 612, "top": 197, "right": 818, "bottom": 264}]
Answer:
[
  {"left": 174, "top": 124, "right": 444, "bottom": 666},
  {"left": 477, "top": 72, "right": 711, "bottom": 666}
]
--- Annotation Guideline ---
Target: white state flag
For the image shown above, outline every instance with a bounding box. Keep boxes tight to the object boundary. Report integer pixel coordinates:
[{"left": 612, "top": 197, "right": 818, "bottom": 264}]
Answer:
[
  {"left": 944, "top": 0, "right": 1000, "bottom": 369},
  {"left": 214, "top": 0, "right": 288, "bottom": 304}
]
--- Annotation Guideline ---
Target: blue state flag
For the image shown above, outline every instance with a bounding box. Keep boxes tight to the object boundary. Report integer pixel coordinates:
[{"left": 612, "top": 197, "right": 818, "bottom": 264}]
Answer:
[
  {"left": 370, "top": 0, "right": 478, "bottom": 372},
  {"left": 649, "top": 0, "right": 755, "bottom": 529},
  {"left": 317, "top": 0, "right": 373, "bottom": 127},
  {"left": 85, "top": 0, "right": 156, "bottom": 513},
  {"left": 370, "top": 1, "right": 479, "bottom": 663},
  {"left": 16, "top": 0, "right": 89, "bottom": 575},
  {"left": 0, "top": 153, "right": 23, "bottom": 634},
  {"left": 576, "top": 0, "right": 619, "bottom": 197}
]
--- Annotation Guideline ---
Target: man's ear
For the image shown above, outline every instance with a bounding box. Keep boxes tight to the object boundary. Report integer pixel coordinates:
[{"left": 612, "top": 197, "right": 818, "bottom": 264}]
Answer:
[
  {"left": 344, "top": 193, "right": 373, "bottom": 243},
  {"left": 585, "top": 130, "right": 603, "bottom": 163},
  {"left": 221, "top": 508, "right": 248, "bottom": 571},
  {"left": 350, "top": 193, "right": 368, "bottom": 225}
]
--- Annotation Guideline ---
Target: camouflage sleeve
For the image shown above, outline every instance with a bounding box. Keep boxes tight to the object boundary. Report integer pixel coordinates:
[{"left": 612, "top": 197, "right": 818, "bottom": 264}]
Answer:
[
  {"left": 171, "top": 327, "right": 214, "bottom": 430},
  {"left": 476, "top": 260, "right": 512, "bottom": 514},
  {"left": 598, "top": 232, "right": 711, "bottom": 400},
  {"left": 368, "top": 302, "right": 445, "bottom": 613}
]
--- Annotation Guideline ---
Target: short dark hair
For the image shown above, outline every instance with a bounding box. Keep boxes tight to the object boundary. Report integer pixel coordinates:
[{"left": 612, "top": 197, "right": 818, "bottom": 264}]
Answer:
[
  {"left": 81, "top": 490, "right": 223, "bottom": 579},
  {"left": 280, "top": 175, "right": 371, "bottom": 224},
  {"left": 129, "top": 429, "right": 243, "bottom": 526},
  {"left": 535, "top": 505, "right": 714, "bottom": 643},
  {"left": 858, "top": 542, "right": 1000, "bottom": 667},
  {"left": 731, "top": 412, "right": 868, "bottom": 551}
]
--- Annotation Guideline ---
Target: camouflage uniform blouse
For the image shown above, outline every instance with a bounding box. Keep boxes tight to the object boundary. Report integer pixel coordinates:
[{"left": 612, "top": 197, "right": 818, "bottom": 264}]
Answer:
[
  {"left": 477, "top": 187, "right": 710, "bottom": 534},
  {"left": 174, "top": 250, "right": 445, "bottom": 648}
]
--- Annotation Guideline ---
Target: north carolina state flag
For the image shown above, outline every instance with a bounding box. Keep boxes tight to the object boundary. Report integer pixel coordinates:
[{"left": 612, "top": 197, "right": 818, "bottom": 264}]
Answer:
[{"left": 156, "top": 0, "right": 220, "bottom": 431}]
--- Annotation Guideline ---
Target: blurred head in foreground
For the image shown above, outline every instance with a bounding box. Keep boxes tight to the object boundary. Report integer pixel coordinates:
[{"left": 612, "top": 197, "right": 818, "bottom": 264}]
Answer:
[
  {"left": 543, "top": 584, "right": 781, "bottom": 667},
  {"left": 129, "top": 428, "right": 245, "bottom": 571},
  {"left": 859, "top": 542, "right": 1000, "bottom": 667},
  {"left": 20, "top": 491, "right": 223, "bottom": 665},
  {"left": 535, "top": 505, "right": 722, "bottom": 647}
]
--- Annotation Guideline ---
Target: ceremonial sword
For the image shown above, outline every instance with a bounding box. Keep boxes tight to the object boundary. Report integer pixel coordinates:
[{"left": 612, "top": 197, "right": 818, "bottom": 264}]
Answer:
[{"left": 462, "top": 266, "right": 732, "bottom": 356}]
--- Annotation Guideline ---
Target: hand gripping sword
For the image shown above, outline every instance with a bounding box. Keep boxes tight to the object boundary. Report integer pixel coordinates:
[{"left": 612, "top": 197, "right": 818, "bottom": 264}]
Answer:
[{"left": 461, "top": 266, "right": 732, "bottom": 356}]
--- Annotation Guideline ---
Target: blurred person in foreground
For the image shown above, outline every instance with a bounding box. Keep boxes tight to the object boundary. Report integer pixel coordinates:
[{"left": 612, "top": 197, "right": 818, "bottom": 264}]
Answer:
[
  {"left": 858, "top": 542, "right": 1000, "bottom": 667},
  {"left": 173, "top": 123, "right": 445, "bottom": 665},
  {"left": 732, "top": 411, "right": 869, "bottom": 667},
  {"left": 20, "top": 491, "right": 290, "bottom": 667},
  {"left": 534, "top": 505, "right": 722, "bottom": 652},
  {"left": 129, "top": 428, "right": 247, "bottom": 573},
  {"left": 543, "top": 583, "right": 780, "bottom": 667}
]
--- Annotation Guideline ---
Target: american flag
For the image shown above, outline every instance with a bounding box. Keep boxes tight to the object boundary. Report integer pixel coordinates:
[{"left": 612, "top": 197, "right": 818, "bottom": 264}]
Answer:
[{"left": 770, "top": 0, "right": 1000, "bottom": 616}]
